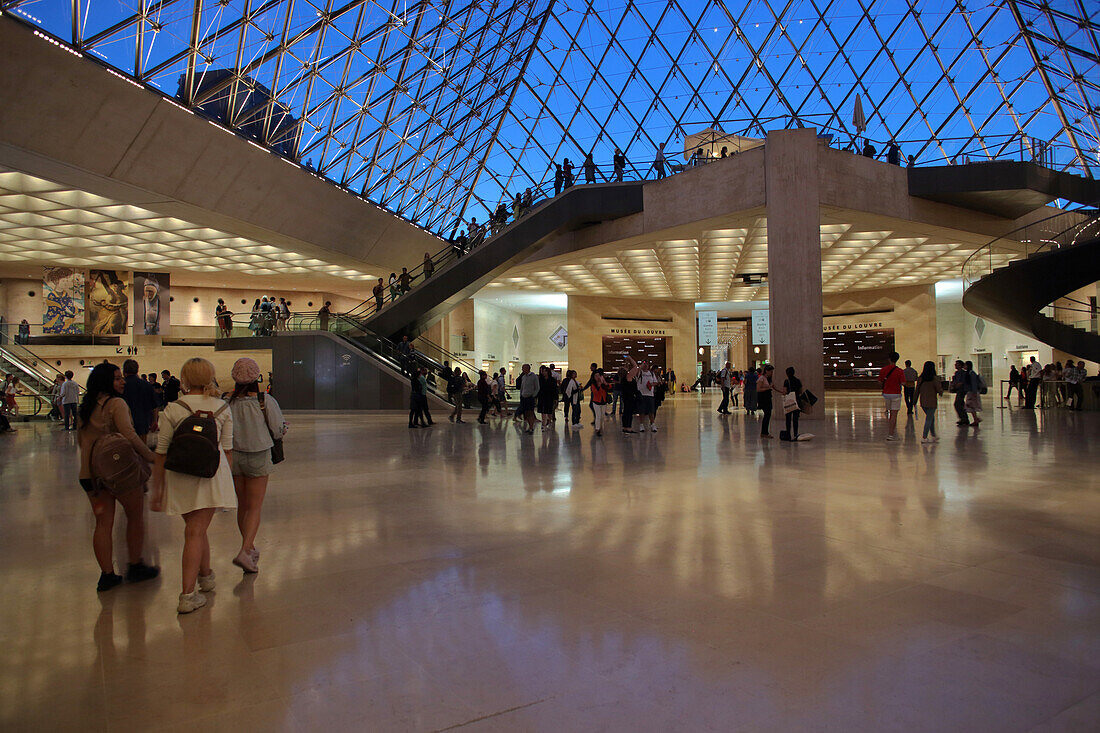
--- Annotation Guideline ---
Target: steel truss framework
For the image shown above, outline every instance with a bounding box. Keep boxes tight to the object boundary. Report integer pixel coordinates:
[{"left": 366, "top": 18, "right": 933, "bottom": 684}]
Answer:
[{"left": 3, "top": 0, "right": 1098, "bottom": 234}]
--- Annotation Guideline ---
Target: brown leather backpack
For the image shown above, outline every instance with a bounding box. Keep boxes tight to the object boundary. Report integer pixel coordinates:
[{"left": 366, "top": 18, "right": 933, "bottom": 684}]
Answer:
[
  {"left": 89, "top": 398, "right": 151, "bottom": 495},
  {"left": 164, "top": 399, "right": 229, "bottom": 478}
]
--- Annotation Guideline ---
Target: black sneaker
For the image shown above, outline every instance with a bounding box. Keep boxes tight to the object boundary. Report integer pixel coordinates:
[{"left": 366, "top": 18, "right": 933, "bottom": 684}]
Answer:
[
  {"left": 97, "top": 572, "right": 124, "bottom": 592},
  {"left": 126, "top": 562, "right": 160, "bottom": 584}
]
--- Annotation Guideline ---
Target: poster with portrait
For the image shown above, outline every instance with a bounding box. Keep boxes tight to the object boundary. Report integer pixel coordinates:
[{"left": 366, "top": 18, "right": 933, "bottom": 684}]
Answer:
[
  {"left": 42, "top": 267, "right": 85, "bottom": 334},
  {"left": 134, "top": 272, "right": 170, "bottom": 336},
  {"left": 85, "top": 270, "right": 131, "bottom": 335}
]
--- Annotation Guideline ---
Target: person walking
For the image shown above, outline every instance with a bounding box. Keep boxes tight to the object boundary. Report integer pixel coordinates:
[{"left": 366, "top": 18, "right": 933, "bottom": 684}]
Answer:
[
  {"left": 476, "top": 370, "right": 492, "bottom": 424},
  {"left": 151, "top": 358, "right": 236, "bottom": 614},
  {"left": 716, "top": 361, "right": 733, "bottom": 414},
  {"left": 409, "top": 369, "right": 428, "bottom": 428},
  {"left": 537, "top": 366, "right": 557, "bottom": 429},
  {"left": 781, "top": 366, "right": 804, "bottom": 441},
  {"left": 613, "top": 147, "right": 626, "bottom": 182},
  {"left": 964, "top": 360, "right": 983, "bottom": 426},
  {"left": 1006, "top": 365, "right": 1022, "bottom": 404},
  {"left": 226, "top": 358, "right": 285, "bottom": 574},
  {"left": 744, "top": 367, "right": 759, "bottom": 414},
  {"left": 950, "top": 359, "right": 970, "bottom": 424},
  {"left": 447, "top": 367, "right": 465, "bottom": 423},
  {"left": 61, "top": 369, "right": 80, "bottom": 430},
  {"left": 902, "top": 359, "right": 919, "bottom": 416},
  {"left": 516, "top": 363, "right": 539, "bottom": 434},
  {"left": 563, "top": 369, "right": 583, "bottom": 428},
  {"left": 653, "top": 144, "right": 666, "bottom": 179},
  {"left": 77, "top": 362, "right": 160, "bottom": 592},
  {"left": 916, "top": 361, "right": 942, "bottom": 443},
  {"left": 620, "top": 358, "right": 640, "bottom": 434},
  {"left": 582, "top": 362, "right": 600, "bottom": 425},
  {"left": 879, "top": 351, "right": 904, "bottom": 441},
  {"left": 757, "top": 364, "right": 777, "bottom": 438},
  {"left": 121, "top": 359, "right": 158, "bottom": 443},
  {"left": 589, "top": 369, "right": 610, "bottom": 436}
]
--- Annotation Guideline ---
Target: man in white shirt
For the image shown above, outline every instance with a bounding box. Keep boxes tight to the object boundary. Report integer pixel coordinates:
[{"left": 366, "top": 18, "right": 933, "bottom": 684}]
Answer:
[
  {"left": 1024, "top": 356, "right": 1042, "bottom": 409},
  {"left": 60, "top": 370, "right": 80, "bottom": 430},
  {"left": 716, "top": 362, "right": 733, "bottom": 415},
  {"left": 635, "top": 359, "right": 659, "bottom": 432},
  {"left": 516, "top": 364, "right": 539, "bottom": 434}
]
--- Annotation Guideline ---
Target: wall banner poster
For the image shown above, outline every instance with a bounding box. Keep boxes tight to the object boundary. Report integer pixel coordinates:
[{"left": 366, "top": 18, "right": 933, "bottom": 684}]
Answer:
[
  {"left": 42, "top": 267, "right": 85, "bottom": 334},
  {"left": 751, "top": 309, "right": 770, "bottom": 345},
  {"left": 86, "top": 270, "right": 131, "bottom": 335},
  {"left": 134, "top": 272, "right": 170, "bottom": 336},
  {"left": 697, "top": 310, "right": 718, "bottom": 346}
]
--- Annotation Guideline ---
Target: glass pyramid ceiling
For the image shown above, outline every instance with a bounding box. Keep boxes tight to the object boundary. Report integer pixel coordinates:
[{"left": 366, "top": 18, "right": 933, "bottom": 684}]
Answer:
[{"left": 4, "top": 0, "right": 1098, "bottom": 234}]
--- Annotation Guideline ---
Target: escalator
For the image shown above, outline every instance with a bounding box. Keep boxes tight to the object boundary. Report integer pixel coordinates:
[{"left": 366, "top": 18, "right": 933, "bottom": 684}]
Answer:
[
  {"left": 962, "top": 205, "right": 1100, "bottom": 361},
  {"left": 344, "top": 181, "right": 646, "bottom": 340},
  {"left": 0, "top": 342, "right": 64, "bottom": 418}
]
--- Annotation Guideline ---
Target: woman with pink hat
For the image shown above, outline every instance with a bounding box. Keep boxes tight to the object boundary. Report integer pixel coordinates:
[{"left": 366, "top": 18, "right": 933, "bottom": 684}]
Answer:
[{"left": 226, "top": 357, "right": 287, "bottom": 573}]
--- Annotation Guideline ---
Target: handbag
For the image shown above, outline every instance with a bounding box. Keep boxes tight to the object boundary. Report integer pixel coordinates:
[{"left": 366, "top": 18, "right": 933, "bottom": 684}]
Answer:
[
  {"left": 782, "top": 392, "right": 800, "bottom": 414},
  {"left": 258, "top": 393, "right": 285, "bottom": 464},
  {"left": 802, "top": 389, "right": 818, "bottom": 406}
]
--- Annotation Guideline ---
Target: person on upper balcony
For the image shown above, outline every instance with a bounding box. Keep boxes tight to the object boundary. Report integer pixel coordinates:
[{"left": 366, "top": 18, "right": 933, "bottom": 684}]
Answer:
[
  {"left": 583, "top": 153, "right": 596, "bottom": 184},
  {"left": 613, "top": 148, "right": 626, "bottom": 181}
]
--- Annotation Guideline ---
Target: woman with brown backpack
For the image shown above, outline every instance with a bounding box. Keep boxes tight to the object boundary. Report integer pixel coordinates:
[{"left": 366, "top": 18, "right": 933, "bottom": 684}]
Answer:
[
  {"left": 77, "top": 362, "right": 159, "bottom": 592},
  {"left": 151, "top": 358, "right": 236, "bottom": 614}
]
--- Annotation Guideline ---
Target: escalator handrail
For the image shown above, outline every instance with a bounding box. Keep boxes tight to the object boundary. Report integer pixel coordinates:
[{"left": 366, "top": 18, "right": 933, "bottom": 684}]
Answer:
[{"left": 0, "top": 343, "right": 72, "bottom": 396}]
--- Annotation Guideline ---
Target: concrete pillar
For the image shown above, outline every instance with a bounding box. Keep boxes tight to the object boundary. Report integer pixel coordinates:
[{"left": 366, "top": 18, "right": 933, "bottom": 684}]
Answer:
[{"left": 765, "top": 129, "right": 824, "bottom": 410}]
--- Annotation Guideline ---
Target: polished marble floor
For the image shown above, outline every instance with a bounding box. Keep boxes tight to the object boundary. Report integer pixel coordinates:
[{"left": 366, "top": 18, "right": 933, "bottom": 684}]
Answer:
[{"left": 1, "top": 394, "right": 1098, "bottom": 732}]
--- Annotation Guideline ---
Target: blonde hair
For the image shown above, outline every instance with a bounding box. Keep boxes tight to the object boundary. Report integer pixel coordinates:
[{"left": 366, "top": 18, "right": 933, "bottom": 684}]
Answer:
[{"left": 179, "top": 357, "right": 220, "bottom": 397}]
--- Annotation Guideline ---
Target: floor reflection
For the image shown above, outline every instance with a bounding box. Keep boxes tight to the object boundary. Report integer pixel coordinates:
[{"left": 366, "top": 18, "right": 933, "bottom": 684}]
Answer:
[{"left": 1, "top": 395, "right": 1098, "bottom": 730}]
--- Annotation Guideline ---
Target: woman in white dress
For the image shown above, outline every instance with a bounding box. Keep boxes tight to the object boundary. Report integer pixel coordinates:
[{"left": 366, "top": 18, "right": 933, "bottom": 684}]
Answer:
[{"left": 151, "top": 358, "right": 236, "bottom": 614}]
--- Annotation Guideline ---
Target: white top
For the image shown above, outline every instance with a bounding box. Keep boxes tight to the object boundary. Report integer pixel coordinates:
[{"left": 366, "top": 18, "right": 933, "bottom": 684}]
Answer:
[
  {"left": 637, "top": 370, "right": 658, "bottom": 397},
  {"left": 229, "top": 393, "right": 286, "bottom": 453},
  {"left": 156, "top": 395, "right": 236, "bottom": 516}
]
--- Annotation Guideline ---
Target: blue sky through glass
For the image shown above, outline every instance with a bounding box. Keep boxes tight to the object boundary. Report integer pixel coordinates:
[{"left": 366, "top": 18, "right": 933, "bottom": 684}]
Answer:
[{"left": 3, "top": 0, "right": 1097, "bottom": 234}]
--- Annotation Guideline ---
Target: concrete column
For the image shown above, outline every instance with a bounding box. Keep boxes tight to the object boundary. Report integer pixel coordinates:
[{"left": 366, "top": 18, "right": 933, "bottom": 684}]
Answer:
[{"left": 765, "top": 129, "right": 824, "bottom": 410}]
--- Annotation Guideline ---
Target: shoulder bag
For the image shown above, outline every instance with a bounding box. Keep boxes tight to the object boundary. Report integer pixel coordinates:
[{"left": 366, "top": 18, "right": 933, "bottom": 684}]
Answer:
[
  {"left": 90, "top": 398, "right": 151, "bottom": 496},
  {"left": 258, "top": 393, "right": 285, "bottom": 464}
]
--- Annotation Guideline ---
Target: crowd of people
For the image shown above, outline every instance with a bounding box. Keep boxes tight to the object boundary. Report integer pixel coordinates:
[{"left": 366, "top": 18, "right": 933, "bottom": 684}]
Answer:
[
  {"left": 1009, "top": 356, "right": 1089, "bottom": 410},
  {"left": 65, "top": 355, "right": 286, "bottom": 614},
  {"left": 416, "top": 357, "right": 678, "bottom": 437}
]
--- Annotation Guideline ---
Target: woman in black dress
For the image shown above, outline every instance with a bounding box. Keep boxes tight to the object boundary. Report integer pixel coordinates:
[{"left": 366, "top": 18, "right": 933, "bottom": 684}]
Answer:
[{"left": 537, "top": 366, "right": 557, "bottom": 429}]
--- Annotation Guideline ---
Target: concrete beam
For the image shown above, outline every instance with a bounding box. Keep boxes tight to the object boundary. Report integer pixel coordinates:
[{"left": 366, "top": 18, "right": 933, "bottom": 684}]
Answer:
[{"left": 0, "top": 16, "right": 440, "bottom": 275}]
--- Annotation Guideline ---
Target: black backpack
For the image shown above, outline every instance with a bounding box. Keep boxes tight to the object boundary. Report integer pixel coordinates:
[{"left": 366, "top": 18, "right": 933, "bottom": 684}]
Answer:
[{"left": 164, "top": 399, "right": 229, "bottom": 478}]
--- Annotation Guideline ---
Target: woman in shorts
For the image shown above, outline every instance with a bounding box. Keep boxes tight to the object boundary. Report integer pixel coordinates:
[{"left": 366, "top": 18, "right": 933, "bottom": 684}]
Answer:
[{"left": 226, "top": 357, "right": 286, "bottom": 573}]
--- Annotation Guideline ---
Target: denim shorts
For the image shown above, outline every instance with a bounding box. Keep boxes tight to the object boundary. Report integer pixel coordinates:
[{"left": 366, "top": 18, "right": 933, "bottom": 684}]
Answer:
[{"left": 231, "top": 449, "right": 273, "bottom": 477}]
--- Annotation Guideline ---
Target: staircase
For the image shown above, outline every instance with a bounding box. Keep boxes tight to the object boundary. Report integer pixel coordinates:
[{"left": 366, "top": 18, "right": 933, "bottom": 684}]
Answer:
[
  {"left": 343, "top": 181, "right": 645, "bottom": 340},
  {"left": 962, "top": 206, "right": 1100, "bottom": 361}
]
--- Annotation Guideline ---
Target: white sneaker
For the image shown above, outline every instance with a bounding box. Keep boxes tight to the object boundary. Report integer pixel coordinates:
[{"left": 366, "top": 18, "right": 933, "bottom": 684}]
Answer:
[
  {"left": 198, "top": 571, "right": 216, "bottom": 592},
  {"left": 650, "top": 425, "right": 658, "bottom": 432},
  {"left": 886, "top": 434, "right": 898, "bottom": 441},
  {"left": 921, "top": 438, "right": 933, "bottom": 444},
  {"left": 572, "top": 423, "right": 583, "bottom": 429},
  {"left": 177, "top": 590, "right": 207, "bottom": 614}
]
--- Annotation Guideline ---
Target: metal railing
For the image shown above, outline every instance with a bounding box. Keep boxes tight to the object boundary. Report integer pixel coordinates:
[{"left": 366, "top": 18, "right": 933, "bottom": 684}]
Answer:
[{"left": 962, "top": 202, "right": 1100, "bottom": 288}]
